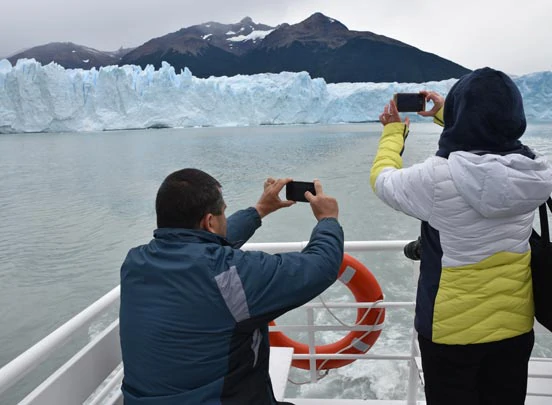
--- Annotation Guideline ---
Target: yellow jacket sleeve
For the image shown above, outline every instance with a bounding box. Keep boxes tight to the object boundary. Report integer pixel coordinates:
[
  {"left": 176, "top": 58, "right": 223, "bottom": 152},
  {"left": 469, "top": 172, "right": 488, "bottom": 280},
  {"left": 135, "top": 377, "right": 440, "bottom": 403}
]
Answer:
[
  {"left": 434, "top": 107, "right": 444, "bottom": 127},
  {"left": 370, "top": 123, "right": 408, "bottom": 191}
]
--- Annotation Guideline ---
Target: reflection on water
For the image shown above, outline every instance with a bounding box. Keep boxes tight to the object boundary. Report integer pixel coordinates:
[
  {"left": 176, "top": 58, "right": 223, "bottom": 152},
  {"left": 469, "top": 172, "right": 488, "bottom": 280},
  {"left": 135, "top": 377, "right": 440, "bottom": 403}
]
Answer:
[{"left": 1, "top": 122, "right": 551, "bottom": 401}]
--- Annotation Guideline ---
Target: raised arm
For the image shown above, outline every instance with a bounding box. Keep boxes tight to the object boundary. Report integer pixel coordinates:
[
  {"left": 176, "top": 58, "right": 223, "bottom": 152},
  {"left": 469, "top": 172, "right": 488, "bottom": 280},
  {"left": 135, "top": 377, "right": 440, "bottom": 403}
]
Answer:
[
  {"left": 370, "top": 100, "right": 435, "bottom": 221},
  {"left": 231, "top": 180, "right": 344, "bottom": 325}
]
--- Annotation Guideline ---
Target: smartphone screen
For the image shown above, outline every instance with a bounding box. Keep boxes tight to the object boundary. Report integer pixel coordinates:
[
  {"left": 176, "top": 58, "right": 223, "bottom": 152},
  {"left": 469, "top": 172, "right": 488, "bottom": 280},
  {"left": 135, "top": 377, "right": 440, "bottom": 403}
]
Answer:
[
  {"left": 393, "top": 93, "right": 426, "bottom": 112},
  {"left": 286, "top": 181, "right": 315, "bottom": 202}
]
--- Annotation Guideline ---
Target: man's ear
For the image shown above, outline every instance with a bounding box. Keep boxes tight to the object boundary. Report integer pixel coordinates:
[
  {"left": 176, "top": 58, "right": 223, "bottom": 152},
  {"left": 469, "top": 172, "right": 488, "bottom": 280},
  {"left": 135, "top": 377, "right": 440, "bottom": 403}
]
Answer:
[{"left": 199, "top": 213, "right": 215, "bottom": 233}]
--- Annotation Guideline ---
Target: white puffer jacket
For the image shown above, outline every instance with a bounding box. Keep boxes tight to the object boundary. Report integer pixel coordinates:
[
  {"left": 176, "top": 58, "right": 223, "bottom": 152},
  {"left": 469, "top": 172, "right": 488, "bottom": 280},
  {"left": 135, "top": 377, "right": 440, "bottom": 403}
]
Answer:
[{"left": 371, "top": 122, "right": 552, "bottom": 344}]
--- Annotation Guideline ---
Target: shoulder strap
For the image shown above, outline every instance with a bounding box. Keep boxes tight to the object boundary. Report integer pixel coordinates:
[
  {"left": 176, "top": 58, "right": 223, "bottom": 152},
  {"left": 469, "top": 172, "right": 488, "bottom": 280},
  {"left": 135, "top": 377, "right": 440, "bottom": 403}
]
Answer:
[{"left": 538, "top": 197, "right": 552, "bottom": 244}]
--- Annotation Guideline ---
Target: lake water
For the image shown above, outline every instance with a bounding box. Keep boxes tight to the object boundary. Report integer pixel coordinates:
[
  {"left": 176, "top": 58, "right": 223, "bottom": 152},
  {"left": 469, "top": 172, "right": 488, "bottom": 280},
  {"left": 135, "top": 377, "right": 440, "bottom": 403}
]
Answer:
[{"left": 1, "top": 122, "right": 552, "bottom": 402}]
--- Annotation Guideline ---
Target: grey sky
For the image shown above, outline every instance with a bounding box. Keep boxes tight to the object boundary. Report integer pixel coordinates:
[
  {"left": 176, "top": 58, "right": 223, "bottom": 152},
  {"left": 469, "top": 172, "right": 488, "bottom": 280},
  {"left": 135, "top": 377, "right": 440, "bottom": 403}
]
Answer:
[{"left": 1, "top": 0, "right": 550, "bottom": 76}]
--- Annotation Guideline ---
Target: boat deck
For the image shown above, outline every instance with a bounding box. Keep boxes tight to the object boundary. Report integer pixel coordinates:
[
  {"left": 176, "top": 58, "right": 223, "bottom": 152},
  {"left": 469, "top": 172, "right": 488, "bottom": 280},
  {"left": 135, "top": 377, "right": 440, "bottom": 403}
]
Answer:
[{"left": 269, "top": 347, "right": 552, "bottom": 405}]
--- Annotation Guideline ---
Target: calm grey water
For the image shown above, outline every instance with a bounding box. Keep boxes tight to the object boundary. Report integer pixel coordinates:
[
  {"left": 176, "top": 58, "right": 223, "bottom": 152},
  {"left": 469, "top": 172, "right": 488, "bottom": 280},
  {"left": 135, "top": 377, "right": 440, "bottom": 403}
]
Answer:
[{"left": 1, "top": 123, "right": 552, "bottom": 402}]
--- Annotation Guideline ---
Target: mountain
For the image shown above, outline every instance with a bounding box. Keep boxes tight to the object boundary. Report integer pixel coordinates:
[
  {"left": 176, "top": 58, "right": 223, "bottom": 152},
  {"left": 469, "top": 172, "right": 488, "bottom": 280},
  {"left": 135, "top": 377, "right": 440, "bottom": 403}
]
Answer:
[
  {"left": 7, "top": 42, "right": 134, "bottom": 69},
  {"left": 7, "top": 13, "right": 470, "bottom": 82},
  {"left": 121, "top": 13, "right": 470, "bottom": 83}
]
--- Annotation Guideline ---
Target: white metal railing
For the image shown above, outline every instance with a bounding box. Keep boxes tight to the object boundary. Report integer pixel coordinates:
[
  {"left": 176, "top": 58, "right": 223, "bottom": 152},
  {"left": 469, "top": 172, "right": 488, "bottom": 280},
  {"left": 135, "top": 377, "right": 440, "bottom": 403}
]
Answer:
[
  {"left": 248, "top": 237, "right": 421, "bottom": 402},
  {"left": 270, "top": 300, "right": 420, "bottom": 405},
  {"left": 0, "top": 285, "right": 121, "bottom": 398},
  {"left": 245, "top": 240, "right": 411, "bottom": 254},
  {"left": 0, "top": 240, "right": 417, "bottom": 404}
]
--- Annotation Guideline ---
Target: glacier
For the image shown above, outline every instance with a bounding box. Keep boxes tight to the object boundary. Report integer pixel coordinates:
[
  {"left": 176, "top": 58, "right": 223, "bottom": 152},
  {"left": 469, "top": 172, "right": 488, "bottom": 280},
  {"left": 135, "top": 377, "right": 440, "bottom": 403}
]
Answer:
[{"left": 0, "top": 58, "right": 551, "bottom": 134}]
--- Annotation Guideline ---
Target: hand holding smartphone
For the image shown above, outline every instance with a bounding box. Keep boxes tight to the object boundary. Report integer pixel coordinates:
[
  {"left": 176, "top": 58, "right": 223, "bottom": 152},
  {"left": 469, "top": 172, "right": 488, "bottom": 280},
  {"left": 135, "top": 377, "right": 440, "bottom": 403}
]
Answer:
[
  {"left": 286, "top": 179, "right": 339, "bottom": 220},
  {"left": 393, "top": 93, "right": 426, "bottom": 112},
  {"left": 285, "top": 181, "right": 316, "bottom": 202}
]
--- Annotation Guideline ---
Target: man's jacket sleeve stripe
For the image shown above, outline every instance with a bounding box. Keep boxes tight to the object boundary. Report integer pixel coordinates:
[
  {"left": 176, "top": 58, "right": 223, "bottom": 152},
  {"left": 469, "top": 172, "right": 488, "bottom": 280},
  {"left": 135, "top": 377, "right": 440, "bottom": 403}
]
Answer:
[{"left": 215, "top": 265, "right": 251, "bottom": 322}]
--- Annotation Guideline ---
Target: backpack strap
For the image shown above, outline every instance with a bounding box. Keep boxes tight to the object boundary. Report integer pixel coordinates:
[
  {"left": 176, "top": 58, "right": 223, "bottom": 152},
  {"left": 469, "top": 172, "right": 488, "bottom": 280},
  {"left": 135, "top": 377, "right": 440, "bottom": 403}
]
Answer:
[{"left": 538, "top": 197, "right": 551, "bottom": 244}]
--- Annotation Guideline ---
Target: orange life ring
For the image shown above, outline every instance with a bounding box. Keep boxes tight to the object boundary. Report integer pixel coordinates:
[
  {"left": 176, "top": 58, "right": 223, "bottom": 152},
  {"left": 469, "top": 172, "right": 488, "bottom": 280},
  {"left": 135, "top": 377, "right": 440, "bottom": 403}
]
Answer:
[{"left": 269, "top": 253, "right": 385, "bottom": 370}]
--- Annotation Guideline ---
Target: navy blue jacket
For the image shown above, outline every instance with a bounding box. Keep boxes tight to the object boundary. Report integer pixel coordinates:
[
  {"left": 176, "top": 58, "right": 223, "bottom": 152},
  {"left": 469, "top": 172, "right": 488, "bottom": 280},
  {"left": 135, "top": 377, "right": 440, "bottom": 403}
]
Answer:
[{"left": 120, "top": 207, "right": 344, "bottom": 404}]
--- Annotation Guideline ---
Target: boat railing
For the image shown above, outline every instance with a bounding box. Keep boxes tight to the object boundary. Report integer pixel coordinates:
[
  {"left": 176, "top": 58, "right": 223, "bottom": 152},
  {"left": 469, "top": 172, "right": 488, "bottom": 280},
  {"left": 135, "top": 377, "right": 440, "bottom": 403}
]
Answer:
[
  {"left": 269, "top": 300, "right": 420, "bottom": 404},
  {"left": 0, "top": 240, "right": 550, "bottom": 405},
  {"left": 0, "top": 285, "right": 121, "bottom": 401}
]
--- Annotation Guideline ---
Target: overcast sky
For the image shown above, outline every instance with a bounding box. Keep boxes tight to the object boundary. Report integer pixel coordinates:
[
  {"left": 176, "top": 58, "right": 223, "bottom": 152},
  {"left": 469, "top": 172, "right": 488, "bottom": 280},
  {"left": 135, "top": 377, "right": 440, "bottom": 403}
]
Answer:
[{"left": 1, "top": 0, "right": 550, "bottom": 76}]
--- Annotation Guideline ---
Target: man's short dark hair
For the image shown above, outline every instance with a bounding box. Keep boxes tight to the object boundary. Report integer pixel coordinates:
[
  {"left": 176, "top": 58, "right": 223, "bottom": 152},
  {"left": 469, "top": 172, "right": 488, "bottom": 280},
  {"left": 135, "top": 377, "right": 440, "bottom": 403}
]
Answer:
[{"left": 155, "top": 168, "right": 224, "bottom": 229}]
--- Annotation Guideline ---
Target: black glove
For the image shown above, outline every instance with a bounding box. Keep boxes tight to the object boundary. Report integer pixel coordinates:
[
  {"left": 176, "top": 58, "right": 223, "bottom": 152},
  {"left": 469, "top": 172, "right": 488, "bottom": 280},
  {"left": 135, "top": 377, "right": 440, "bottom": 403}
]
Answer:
[{"left": 403, "top": 236, "right": 422, "bottom": 261}]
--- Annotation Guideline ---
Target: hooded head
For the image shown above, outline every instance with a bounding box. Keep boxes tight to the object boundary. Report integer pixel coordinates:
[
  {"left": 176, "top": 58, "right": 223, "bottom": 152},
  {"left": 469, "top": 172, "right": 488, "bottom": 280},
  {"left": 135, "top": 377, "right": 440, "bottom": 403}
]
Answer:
[{"left": 436, "top": 67, "right": 529, "bottom": 158}]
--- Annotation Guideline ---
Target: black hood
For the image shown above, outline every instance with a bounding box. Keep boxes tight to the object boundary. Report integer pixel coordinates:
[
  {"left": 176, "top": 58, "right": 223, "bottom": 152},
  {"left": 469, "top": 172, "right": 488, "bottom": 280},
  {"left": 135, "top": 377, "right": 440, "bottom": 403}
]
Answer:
[{"left": 436, "top": 67, "right": 531, "bottom": 158}]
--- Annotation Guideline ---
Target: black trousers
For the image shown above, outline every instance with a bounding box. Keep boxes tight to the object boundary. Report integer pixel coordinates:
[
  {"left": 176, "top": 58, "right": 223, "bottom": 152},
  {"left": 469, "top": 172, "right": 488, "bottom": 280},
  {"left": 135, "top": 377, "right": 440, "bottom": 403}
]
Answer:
[{"left": 418, "top": 330, "right": 534, "bottom": 405}]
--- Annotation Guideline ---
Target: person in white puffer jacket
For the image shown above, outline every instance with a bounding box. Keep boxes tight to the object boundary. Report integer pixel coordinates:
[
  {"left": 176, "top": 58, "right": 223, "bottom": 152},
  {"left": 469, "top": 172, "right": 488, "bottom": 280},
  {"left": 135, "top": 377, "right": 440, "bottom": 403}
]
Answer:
[{"left": 370, "top": 67, "right": 552, "bottom": 405}]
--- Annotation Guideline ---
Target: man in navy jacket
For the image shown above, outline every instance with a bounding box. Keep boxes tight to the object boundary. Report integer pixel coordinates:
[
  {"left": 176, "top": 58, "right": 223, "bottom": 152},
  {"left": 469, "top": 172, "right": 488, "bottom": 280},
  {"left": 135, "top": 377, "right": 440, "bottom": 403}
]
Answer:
[{"left": 120, "top": 168, "right": 344, "bottom": 405}]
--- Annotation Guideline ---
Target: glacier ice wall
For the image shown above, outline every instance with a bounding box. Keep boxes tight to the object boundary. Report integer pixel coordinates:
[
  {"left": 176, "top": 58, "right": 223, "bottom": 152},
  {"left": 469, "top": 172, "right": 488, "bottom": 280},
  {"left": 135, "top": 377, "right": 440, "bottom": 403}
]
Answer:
[{"left": 0, "top": 58, "right": 551, "bottom": 133}]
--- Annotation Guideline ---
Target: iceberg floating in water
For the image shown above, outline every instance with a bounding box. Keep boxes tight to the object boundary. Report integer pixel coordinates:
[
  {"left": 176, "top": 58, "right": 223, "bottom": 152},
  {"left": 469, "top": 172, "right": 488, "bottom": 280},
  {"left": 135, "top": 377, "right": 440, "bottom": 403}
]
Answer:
[{"left": 0, "top": 58, "right": 551, "bottom": 133}]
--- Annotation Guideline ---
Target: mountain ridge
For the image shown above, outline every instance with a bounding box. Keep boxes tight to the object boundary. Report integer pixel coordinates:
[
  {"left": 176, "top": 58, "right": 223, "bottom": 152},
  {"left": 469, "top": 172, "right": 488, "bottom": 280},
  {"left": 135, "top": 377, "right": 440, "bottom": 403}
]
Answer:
[{"left": 7, "top": 13, "right": 470, "bottom": 83}]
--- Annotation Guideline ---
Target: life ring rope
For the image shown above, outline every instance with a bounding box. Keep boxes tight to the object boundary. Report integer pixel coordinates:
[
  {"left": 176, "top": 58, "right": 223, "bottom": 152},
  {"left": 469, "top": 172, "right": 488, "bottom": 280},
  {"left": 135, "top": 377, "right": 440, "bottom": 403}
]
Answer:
[
  {"left": 287, "top": 297, "right": 386, "bottom": 385},
  {"left": 312, "top": 295, "right": 385, "bottom": 376}
]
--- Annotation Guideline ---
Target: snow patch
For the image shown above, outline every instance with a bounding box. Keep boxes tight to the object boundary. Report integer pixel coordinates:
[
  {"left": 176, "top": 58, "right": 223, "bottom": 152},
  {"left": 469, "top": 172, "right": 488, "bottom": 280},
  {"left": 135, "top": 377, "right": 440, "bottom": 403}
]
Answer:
[{"left": 227, "top": 29, "right": 274, "bottom": 42}]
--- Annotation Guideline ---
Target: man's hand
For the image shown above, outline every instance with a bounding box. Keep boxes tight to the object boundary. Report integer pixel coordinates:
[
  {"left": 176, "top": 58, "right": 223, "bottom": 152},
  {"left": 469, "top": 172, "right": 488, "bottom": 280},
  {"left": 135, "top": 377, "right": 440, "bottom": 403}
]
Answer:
[
  {"left": 254, "top": 177, "right": 295, "bottom": 219},
  {"left": 305, "top": 180, "right": 338, "bottom": 221},
  {"left": 418, "top": 90, "right": 445, "bottom": 117}
]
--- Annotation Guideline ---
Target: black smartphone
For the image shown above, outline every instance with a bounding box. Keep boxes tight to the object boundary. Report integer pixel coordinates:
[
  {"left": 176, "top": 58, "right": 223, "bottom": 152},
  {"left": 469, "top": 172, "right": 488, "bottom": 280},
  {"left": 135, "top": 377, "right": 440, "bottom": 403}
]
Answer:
[
  {"left": 393, "top": 93, "right": 426, "bottom": 112},
  {"left": 286, "top": 181, "right": 315, "bottom": 202}
]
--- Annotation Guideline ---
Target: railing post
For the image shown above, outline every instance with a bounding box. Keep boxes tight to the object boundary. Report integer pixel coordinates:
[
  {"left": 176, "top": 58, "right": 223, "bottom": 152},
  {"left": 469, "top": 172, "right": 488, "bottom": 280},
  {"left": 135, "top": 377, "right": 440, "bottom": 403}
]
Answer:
[
  {"left": 406, "top": 325, "right": 419, "bottom": 404},
  {"left": 306, "top": 307, "right": 317, "bottom": 383},
  {"left": 407, "top": 260, "right": 420, "bottom": 405}
]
